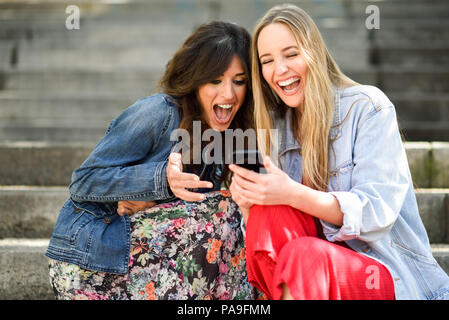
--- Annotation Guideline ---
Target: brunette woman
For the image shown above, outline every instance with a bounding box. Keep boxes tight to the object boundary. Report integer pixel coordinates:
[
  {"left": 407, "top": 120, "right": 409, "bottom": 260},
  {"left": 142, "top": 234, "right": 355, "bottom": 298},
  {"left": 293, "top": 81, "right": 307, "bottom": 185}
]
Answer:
[{"left": 46, "top": 21, "right": 261, "bottom": 300}]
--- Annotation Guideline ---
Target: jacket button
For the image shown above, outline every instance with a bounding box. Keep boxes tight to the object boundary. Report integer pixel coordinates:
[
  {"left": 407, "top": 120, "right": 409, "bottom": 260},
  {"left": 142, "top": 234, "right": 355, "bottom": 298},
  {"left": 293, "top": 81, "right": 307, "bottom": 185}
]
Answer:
[{"left": 103, "top": 217, "right": 112, "bottom": 224}]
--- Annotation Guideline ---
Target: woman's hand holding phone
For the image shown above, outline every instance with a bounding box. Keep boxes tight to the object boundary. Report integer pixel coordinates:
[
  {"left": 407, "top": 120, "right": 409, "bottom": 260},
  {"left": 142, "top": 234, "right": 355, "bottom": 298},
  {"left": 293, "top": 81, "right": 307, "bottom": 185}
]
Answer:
[{"left": 229, "top": 156, "right": 298, "bottom": 224}]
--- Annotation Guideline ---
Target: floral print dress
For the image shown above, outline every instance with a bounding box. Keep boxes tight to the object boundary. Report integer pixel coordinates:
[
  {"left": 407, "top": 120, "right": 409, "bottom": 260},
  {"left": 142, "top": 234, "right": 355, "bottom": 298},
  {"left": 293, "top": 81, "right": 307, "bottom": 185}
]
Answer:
[{"left": 48, "top": 191, "right": 264, "bottom": 300}]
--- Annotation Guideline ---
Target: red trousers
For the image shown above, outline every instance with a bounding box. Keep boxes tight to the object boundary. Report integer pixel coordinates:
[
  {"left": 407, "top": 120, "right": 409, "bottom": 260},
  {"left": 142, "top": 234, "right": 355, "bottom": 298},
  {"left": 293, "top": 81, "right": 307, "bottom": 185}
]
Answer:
[{"left": 246, "top": 205, "right": 395, "bottom": 300}]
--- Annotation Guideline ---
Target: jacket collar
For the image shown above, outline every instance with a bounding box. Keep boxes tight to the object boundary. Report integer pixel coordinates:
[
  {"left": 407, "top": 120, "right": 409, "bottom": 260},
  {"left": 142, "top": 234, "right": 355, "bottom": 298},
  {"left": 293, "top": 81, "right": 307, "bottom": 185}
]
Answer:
[{"left": 277, "top": 86, "right": 341, "bottom": 157}]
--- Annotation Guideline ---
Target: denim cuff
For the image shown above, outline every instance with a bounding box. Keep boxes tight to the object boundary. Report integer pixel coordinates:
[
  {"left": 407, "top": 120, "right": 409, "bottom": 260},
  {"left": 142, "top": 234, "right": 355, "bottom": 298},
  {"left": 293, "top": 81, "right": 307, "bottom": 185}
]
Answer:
[
  {"left": 155, "top": 160, "right": 173, "bottom": 199},
  {"left": 320, "top": 191, "right": 363, "bottom": 242}
]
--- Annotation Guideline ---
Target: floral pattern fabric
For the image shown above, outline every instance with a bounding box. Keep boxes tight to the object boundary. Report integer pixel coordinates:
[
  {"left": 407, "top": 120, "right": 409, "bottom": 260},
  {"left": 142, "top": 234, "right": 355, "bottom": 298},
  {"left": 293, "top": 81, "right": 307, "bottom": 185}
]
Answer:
[{"left": 48, "top": 191, "right": 264, "bottom": 300}]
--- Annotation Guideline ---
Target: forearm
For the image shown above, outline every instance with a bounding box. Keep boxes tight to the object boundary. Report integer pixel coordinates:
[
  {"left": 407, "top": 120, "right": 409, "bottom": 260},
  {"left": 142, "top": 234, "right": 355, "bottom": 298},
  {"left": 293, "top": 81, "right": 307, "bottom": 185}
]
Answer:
[
  {"left": 287, "top": 180, "right": 343, "bottom": 226},
  {"left": 70, "top": 160, "right": 172, "bottom": 202}
]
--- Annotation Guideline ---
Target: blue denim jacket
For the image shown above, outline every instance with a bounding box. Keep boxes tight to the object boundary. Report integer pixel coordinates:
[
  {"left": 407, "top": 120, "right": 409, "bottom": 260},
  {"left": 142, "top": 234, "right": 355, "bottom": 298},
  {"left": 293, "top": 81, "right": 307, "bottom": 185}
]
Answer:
[
  {"left": 45, "top": 93, "right": 221, "bottom": 274},
  {"left": 275, "top": 85, "right": 449, "bottom": 300}
]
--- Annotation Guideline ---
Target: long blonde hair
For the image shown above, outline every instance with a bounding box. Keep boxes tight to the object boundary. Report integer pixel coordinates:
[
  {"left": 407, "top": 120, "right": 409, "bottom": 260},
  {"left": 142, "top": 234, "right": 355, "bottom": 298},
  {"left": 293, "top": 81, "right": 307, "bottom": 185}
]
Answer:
[{"left": 252, "top": 4, "right": 358, "bottom": 191}]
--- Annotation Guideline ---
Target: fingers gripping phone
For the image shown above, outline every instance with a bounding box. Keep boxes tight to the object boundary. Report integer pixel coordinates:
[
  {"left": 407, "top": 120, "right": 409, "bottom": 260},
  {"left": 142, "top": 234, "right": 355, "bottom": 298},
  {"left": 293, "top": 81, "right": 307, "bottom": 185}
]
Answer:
[{"left": 232, "top": 149, "right": 266, "bottom": 173}]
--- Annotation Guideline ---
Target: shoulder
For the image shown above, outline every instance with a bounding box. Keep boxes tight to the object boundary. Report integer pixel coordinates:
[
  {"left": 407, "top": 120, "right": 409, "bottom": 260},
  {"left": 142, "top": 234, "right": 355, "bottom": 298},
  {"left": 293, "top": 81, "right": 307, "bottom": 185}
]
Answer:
[
  {"left": 114, "top": 93, "right": 180, "bottom": 131},
  {"left": 337, "top": 85, "right": 396, "bottom": 126},
  {"left": 126, "top": 93, "right": 179, "bottom": 116}
]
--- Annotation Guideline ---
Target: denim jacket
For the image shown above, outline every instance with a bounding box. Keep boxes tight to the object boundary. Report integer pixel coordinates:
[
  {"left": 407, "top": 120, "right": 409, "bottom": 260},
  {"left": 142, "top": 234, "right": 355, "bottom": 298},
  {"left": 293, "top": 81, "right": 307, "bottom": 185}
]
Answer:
[
  {"left": 45, "top": 93, "right": 221, "bottom": 274},
  {"left": 275, "top": 85, "right": 449, "bottom": 300}
]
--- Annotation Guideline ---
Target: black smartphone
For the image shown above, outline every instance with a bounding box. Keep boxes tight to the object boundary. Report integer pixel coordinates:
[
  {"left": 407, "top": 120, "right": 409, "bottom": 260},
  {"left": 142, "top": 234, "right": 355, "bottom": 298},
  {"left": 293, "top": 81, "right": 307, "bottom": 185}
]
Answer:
[{"left": 231, "top": 149, "right": 265, "bottom": 173}]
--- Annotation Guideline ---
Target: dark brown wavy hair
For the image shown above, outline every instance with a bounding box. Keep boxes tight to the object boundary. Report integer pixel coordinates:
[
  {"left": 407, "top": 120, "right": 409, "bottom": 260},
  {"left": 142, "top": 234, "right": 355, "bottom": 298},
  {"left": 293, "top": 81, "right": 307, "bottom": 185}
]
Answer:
[{"left": 159, "top": 21, "right": 254, "bottom": 184}]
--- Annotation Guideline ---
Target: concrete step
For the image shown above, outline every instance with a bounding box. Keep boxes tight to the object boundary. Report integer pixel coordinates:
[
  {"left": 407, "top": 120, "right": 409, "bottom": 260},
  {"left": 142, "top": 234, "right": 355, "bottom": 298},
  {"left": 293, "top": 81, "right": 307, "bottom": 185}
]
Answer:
[
  {"left": 0, "top": 239, "right": 54, "bottom": 300},
  {"left": 0, "top": 1, "right": 369, "bottom": 72},
  {"left": 0, "top": 16, "right": 367, "bottom": 49},
  {"left": 0, "top": 91, "right": 140, "bottom": 142},
  {"left": 2, "top": 40, "right": 368, "bottom": 71},
  {"left": 1, "top": 141, "right": 448, "bottom": 187},
  {"left": 2, "top": 68, "right": 448, "bottom": 95},
  {"left": 378, "top": 69, "right": 449, "bottom": 94},
  {"left": 0, "top": 69, "right": 162, "bottom": 94},
  {"left": 415, "top": 189, "right": 449, "bottom": 244},
  {"left": 0, "top": 238, "right": 447, "bottom": 300},
  {"left": 406, "top": 142, "right": 449, "bottom": 189},
  {"left": 0, "top": 187, "right": 67, "bottom": 239},
  {"left": 372, "top": 19, "right": 449, "bottom": 47},
  {"left": 374, "top": 46, "right": 449, "bottom": 68},
  {"left": 12, "top": 43, "right": 175, "bottom": 71},
  {"left": 400, "top": 124, "right": 449, "bottom": 143},
  {"left": 351, "top": 0, "right": 449, "bottom": 18},
  {"left": 390, "top": 93, "right": 449, "bottom": 142},
  {"left": 0, "top": 91, "right": 138, "bottom": 127},
  {"left": 0, "top": 141, "right": 93, "bottom": 186},
  {"left": 0, "top": 125, "right": 109, "bottom": 143},
  {"left": 2, "top": 90, "right": 448, "bottom": 142},
  {"left": 0, "top": 186, "right": 447, "bottom": 241}
]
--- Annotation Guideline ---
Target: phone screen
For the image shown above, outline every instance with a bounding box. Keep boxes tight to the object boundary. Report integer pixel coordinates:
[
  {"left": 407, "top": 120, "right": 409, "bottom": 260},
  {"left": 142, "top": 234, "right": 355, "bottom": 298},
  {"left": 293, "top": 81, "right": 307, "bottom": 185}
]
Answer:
[{"left": 231, "top": 149, "right": 266, "bottom": 173}]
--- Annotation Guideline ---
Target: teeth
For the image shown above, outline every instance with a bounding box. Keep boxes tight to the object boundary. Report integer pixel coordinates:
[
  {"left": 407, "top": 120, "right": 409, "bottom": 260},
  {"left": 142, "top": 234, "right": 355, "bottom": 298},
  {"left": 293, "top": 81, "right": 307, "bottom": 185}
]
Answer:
[
  {"left": 278, "top": 78, "right": 300, "bottom": 86},
  {"left": 217, "top": 104, "right": 233, "bottom": 109}
]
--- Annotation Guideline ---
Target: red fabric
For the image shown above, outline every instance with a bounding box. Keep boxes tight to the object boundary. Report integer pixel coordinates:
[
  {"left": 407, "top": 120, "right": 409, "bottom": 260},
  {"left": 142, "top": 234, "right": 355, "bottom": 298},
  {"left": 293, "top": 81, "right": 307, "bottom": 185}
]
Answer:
[{"left": 246, "top": 204, "right": 395, "bottom": 300}]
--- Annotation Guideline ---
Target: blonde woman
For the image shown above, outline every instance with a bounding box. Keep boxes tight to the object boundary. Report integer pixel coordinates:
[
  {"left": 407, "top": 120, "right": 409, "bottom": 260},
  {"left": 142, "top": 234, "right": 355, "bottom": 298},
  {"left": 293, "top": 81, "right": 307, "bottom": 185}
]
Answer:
[{"left": 229, "top": 4, "right": 449, "bottom": 300}]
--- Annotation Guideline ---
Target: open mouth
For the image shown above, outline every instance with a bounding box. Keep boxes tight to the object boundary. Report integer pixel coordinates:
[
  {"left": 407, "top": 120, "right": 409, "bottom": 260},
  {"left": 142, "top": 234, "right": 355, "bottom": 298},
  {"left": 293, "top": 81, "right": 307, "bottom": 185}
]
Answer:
[
  {"left": 213, "top": 104, "right": 233, "bottom": 124},
  {"left": 277, "top": 77, "right": 300, "bottom": 94}
]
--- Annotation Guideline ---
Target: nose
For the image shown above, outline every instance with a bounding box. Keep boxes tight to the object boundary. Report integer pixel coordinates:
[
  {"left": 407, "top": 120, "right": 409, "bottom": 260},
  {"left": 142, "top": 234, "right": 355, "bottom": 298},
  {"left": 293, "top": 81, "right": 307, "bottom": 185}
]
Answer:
[
  {"left": 221, "top": 81, "right": 235, "bottom": 100},
  {"left": 274, "top": 58, "right": 288, "bottom": 75}
]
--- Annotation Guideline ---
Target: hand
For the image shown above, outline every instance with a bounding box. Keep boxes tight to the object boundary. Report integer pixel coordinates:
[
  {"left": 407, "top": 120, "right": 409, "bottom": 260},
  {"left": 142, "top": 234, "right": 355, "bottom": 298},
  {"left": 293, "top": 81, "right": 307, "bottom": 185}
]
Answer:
[
  {"left": 166, "top": 152, "right": 213, "bottom": 201},
  {"left": 229, "top": 156, "right": 299, "bottom": 207},
  {"left": 229, "top": 177, "right": 253, "bottom": 225},
  {"left": 117, "top": 200, "right": 156, "bottom": 216}
]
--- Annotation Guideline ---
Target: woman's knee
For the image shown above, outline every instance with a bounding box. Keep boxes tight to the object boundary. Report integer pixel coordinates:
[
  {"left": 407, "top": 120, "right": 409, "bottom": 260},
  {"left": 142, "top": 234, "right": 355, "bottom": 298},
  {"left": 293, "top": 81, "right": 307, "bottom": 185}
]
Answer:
[{"left": 277, "top": 237, "right": 329, "bottom": 265}]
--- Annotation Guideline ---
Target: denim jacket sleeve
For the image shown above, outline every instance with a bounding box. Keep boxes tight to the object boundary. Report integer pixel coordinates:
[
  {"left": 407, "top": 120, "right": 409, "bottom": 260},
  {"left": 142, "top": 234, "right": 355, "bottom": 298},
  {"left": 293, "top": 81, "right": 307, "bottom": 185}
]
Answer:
[
  {"left": 321, "top": 96, "right": 410, "bottom": 243},
  {"left": 69, "top": 94, "right": 178, "bottom": 202}
]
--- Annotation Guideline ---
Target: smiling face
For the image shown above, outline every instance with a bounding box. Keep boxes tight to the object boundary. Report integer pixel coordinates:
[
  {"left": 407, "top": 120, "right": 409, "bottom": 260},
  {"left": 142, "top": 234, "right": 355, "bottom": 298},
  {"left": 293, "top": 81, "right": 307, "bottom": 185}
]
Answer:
[
  {"left": 257, "top": 22, "right": 308, "bottom": 109},
  {"left": 197, "top": 55, "right": 248, "bottom": 131}
]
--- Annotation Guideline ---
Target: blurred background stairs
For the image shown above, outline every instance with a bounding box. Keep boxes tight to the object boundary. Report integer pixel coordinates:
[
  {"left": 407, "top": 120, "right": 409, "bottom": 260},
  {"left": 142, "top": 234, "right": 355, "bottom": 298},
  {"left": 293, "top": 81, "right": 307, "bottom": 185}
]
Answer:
[{"left": 0, "top": 0, "right": 448, "bottom": 299}]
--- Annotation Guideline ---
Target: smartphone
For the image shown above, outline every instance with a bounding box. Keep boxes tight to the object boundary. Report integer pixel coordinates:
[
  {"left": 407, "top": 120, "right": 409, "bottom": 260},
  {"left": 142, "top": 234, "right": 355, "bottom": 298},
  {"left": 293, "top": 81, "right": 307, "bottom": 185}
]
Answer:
[{"left": 231, "top": 149, "right": 266, "bottom": 173}]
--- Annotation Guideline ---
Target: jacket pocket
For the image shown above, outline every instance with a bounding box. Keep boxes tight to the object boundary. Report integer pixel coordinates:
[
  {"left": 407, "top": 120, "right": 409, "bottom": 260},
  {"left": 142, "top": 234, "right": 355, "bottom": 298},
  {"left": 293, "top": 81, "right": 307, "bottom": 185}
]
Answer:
[
  {"left": 329, "top": 160, "right": 354, "bottom": 191},
  {"left": 391, "top": 240, "right": 445, "bottom": 299},
  {"left": 71, "top": 199, "right": 115, "bottom": 218},
  {"left": 51, "top": 198, "right": 96, "bottom": 243},
  {"left": 391, "top": 240, "right": 437, "bottom": 267}
]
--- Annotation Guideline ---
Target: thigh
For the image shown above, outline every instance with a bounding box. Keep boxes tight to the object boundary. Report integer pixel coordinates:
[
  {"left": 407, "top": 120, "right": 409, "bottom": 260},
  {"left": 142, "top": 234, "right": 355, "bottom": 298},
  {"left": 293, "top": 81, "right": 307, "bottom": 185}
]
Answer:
[
  {"left": 245, "top": 205, "right": 318, "bottom": 298},
  {"left": 49, "top": 191, "right": 258, "bottom": 300},
  {"left": 128, "top": 190, "right": 255, "bottom": 299},
  {"left": 274, "top": 237, "right": 395, "bottom": 300}
]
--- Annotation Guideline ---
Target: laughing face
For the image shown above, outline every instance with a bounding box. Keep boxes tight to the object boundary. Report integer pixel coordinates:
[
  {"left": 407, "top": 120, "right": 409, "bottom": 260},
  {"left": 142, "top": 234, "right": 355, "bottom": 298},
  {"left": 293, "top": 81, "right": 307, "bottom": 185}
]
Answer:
[
  {"left": 197, "top": 55, "right": 248, "bottom": 131},
  {"left": 257, "top": 22, "right": 308, "bottom": 109}
]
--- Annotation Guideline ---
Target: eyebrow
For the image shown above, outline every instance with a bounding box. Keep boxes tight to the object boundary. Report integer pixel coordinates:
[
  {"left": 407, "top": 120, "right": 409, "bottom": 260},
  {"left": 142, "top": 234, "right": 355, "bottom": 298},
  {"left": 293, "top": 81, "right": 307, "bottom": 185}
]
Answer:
[
  {"left": 218, "top": 72, "right": 247, "bottom": 77},
  {"left": 259, "top": 45, "right": 298, "bottom": 60}
]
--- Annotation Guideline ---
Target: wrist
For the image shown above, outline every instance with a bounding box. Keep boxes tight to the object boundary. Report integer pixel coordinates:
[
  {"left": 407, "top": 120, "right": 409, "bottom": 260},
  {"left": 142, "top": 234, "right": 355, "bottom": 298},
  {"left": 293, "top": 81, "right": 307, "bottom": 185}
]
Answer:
[{"left": 286, "top": 179, "right": 304, "bottom": 207}]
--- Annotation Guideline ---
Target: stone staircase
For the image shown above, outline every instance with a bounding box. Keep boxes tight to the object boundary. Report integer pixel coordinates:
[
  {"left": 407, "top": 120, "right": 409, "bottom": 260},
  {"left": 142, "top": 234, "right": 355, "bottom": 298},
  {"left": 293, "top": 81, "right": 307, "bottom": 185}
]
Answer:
[{"left": 0, "top": 0, "right": 448, "bottom": 299}]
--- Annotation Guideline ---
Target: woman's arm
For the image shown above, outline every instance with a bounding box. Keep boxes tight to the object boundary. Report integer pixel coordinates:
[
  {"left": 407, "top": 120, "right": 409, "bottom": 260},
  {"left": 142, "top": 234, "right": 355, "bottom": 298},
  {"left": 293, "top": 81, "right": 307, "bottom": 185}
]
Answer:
[
  {"left": 69, "top": 95, "right": 176, "bottom": 203},
  {"left": 229, "top": 158, "right": 343, "bottom": 226},
  {"left": 231, "top": 101, "right": 410, "bottom": 243}
]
